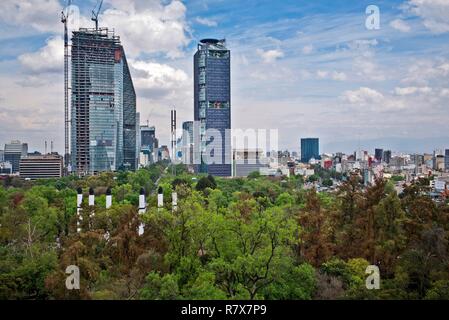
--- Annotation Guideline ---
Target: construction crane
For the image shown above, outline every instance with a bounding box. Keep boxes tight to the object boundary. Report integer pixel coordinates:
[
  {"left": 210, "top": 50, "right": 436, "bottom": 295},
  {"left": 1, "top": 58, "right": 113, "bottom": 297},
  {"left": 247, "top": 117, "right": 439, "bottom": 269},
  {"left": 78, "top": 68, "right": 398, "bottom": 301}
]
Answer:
[
  {"left": 91, "top": 0, "right": 104, "bottom": 30},
  {"left": 61, "top": 0, "right": 72, "bottom": 170}
]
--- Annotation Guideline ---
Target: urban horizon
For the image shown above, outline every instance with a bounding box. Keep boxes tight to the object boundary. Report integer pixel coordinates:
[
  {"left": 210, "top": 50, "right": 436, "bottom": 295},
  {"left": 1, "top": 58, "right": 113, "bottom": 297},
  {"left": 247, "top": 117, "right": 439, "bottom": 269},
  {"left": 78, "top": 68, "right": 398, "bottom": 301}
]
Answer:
[
  {"left": 1, "top": 0, "right": 449, "bottom": 156},
  {"left": 2, "top": 0, "right": 449, "bottom": 307}
]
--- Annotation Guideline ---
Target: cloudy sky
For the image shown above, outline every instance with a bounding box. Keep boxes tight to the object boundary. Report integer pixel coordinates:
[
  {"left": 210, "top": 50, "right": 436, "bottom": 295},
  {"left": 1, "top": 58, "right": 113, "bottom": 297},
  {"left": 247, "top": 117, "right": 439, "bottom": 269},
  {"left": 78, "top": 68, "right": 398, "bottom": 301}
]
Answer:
[{"left": 0, "top": 0, "right": 448, "bottom": 155}]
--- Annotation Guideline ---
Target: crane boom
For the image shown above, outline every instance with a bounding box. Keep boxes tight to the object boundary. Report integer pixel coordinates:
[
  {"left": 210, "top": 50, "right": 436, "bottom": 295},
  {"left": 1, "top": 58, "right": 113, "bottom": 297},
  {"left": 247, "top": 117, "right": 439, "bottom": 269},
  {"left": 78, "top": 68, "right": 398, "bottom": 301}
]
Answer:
[
  {"left": 61, "top": 0, "right": 72, "bottom": 171},
  {"left": 91, "top": 0, "right": 104, "bottom": 30}
]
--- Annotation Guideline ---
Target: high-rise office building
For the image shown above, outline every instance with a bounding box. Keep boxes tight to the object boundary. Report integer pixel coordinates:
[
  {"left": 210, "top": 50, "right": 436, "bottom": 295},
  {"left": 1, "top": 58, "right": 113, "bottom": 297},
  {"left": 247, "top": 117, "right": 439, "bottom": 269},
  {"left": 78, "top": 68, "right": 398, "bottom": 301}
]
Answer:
[
  {"left": 4, "top": 140, "right": 28, "bottom": 173},
  {"left": 140, "top": 125, "right": 156, "bottom": 150},
  {"left": 182, "top": 121, "right": 194, "bottom": 165},
  {"left": 136, "top": 112, "right": 140, "bottom": 167},
  {"left": 71, "top": 28, "right": 136, "bottom": 175},
  {"left": 374, "top": 148, "right": 383, "bottom": 162},
  {"left": 445, "top": 149, "right": 449, "bottom": 172},
  {"left": 433, "top": 149, "right": 444, "bottom": 171},
  {"left": 194, "top": 39, "right": 231, "bottom": 176},
  {"left": 182, "top": 121, "right": 194, "bottom": 144},
  {"left": 300, "top": 138, "right": 319, "bottom": 163},
  {"left": 0, "top": 150, "right": 4, "bottom": 162},
  {"left": 382, "top": 150, "right": 392, "bottom": 164},
  {"left": 140, "top": 125, "right": 156, "bottom": 165}
]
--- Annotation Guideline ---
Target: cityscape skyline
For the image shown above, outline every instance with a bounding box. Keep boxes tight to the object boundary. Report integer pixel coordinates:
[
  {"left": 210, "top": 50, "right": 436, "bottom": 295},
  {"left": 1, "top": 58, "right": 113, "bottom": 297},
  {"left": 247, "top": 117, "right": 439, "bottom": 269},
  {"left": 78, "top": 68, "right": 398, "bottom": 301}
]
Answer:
[
  {"left": 0, "top": 0, "right": 449, "bottom": 155},
  {"left": 2, "top": 1, "right": 449, "bottom": 306}
]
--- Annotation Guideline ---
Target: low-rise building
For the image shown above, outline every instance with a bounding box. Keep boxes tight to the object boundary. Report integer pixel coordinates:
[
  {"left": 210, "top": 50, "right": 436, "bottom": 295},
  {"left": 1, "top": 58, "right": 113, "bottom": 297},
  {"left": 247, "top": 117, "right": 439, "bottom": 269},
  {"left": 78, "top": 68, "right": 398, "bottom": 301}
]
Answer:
[
  {"left": 19, "top": 154, "right": 63, "bottom": 180},
  {"left": 232, "top": 149, "right": 267, "bottom": 177}
]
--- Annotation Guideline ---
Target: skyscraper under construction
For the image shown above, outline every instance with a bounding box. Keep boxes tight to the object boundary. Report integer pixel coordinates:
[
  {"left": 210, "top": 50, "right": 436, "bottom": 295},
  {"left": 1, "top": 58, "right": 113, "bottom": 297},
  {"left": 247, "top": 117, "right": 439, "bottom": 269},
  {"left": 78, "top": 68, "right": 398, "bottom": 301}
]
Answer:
[{"left": 71, "top": 28, "right": 136, "bottom": 175}]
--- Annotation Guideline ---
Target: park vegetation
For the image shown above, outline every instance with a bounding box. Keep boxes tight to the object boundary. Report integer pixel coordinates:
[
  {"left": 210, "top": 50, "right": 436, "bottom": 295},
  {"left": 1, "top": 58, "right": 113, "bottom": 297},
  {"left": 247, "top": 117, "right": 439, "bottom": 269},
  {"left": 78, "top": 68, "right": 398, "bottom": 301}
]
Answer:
[{"left": 0, "top": 162, "right": 448, "bottom": 300}]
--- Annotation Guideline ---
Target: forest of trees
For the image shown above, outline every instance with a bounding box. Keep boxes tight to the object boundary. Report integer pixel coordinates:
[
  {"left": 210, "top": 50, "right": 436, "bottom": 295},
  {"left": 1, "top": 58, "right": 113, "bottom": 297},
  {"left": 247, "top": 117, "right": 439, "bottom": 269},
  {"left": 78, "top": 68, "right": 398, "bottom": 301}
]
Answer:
[{"left": 1, "top": 163, "right": 448, "bottom": 300}]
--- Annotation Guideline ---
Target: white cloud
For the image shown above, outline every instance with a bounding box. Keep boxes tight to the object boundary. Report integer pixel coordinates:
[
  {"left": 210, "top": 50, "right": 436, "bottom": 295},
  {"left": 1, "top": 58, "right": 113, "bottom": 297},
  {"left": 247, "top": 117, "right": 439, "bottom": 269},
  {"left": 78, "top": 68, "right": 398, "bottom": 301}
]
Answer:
[
  {"left": 18, "top": 36, "right": 63, "bottom": 73},
  {"left": 129, "top": 59, "right": 189, "bottom": 98},
  {"left": 302, "top": 44, "right": 314, "bottom": 54},
  {"left": 394, "top": 86, "right": 432, "bottom": 95},
  {"left": 402, "top": 59, "right": 449, "bottom": 84},
  {"left": 316, "top": 70, "right": 328, "bottom": 79},
  {"left": 101, "top": 0, "right": 190, "bottom": 58},
  {"left": 332, "top": 71, "right": 347, "bottom": 81},
  {"left": 316, "top": 70, "right": 347, "bottom": 81},
  {"left": 342, "top": 87, "right": 384, "bottom": 104},
  {"left": 342, "top": 87, "right": 408, "bottom": 111},
  {"left": 256, "top": 49, "right": 284, "bottom": 63},
  {"left": 404, "top": 0, "right": 449, "bottom": 33},
  {"left": 195, "top": 17, "right": 218, "bottom": 27},
  {"left": 0, "top": 0, "right": 62, "bottom": 32},
  {"left": 353, "top": 57, "right": 385, "bottom": 81},
  {"left": 440, "top": 88, "right": 449, "bottom": 97},
  {"left": 390, "top": 19, "right": 411, "bottom": 32}
]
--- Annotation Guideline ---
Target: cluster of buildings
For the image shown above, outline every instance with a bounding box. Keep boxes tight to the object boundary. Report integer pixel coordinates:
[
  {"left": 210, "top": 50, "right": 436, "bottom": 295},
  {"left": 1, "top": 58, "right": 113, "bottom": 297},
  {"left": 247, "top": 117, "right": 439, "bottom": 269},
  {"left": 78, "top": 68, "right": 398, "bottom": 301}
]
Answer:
[
  {"left": 0, "top": 140, "right": 63, "bottom": 180},
  {"left": 69, "top": 29, "right": 233, "bottom": 177},
  {"left": 1, "top": 21, "right": 448, "bottom": 191},
  {"left": 263, "top": 139, "right": 449, "bottom": 199}
]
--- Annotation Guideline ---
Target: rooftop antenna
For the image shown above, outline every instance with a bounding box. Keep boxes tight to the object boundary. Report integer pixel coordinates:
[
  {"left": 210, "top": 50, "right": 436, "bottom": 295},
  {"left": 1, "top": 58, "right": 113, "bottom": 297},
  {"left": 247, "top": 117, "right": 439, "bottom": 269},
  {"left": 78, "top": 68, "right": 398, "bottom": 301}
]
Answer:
[
  {"left": 61, "top": 0, "right": 72, "bottom": 169},
  {"left": 171, "top": 106, "right": 177, "bottom": 176},
  {"left": 45, "top": 141, "right": 48, "bottom": 155},
  {"left": 91, "top": 0, "right": 104, "bottom": 30}
]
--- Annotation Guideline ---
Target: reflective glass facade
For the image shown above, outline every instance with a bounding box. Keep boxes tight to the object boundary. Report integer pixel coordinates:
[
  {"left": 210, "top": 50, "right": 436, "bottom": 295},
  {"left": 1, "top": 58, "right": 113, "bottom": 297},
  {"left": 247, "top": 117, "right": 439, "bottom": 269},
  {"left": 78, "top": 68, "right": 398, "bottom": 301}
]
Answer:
[
  {"left": 194, "top": 39, "right": 231, "bottom": 176},
  {"left": 300, "top": 138, "right": 319, "bottom": 163},
  {"left": 71, "top": 28, "right": 136, "bottom": 175}
]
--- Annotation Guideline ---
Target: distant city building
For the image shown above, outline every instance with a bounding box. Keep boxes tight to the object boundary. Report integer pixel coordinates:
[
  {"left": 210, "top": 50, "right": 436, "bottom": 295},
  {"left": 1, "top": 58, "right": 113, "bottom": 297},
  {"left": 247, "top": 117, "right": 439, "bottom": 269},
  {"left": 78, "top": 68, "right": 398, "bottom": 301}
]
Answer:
[
  {"left": 232, "top": 149, "right": 267, "bottom": 177},
  {"left": 374, "top": 148, "right": 383, "bottom": 162},
  {"left": 4, "top": 140, "right": 28, "bottom": 173},
  {"left": 141, "top": 125, "right": 156, "bottom": 149},
  {"left": 160, "top": 145, "right": 170, "bottom": 161},
  {"left": 182, "top": 121, "right": 194, "bottom": 165},
  {"left": 445, "top": 149, "right": 449, "bottom": 172},
  {"left": 136, "top": 112, "right": 140, "bottom": 165},
  {"left": 140, "top": 125, "right": 156, "bottom": 166},
  {"left": 0, "top": 150, "right": 3, "bottom": 162},
  {"left": 194, "top": 39, "right": 231, "bottom": 176},
  {"left": 390, "top": 156, "right": 406, "bottom": 168},
  {"left": 0, "top": 162, "right": 12, "bottom": 175},
  {"left": 19, "top": 154, "right": 63, "bottom": 180},
  {"left": 182, "top": 121, "right": 194, "bottom": 145},
  {"left": 300, "top": 138, "right": 319, "bottom": 163},
  {"left": 71, "top": 28, "right": 136, "bottom": 175},
  {"left": 382, "top": 150, "right": 392, "bottom": 164},
  {"left": 434, "top": 154, "right": 445, "bottom": 171}
]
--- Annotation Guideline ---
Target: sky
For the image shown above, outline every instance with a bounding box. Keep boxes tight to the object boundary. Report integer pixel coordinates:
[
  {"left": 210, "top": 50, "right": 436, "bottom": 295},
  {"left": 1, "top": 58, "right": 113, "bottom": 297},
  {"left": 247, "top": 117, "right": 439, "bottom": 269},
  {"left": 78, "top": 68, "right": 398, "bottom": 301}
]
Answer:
[{"left": 0, "top": 0, "right": 449, "bottom": 155}]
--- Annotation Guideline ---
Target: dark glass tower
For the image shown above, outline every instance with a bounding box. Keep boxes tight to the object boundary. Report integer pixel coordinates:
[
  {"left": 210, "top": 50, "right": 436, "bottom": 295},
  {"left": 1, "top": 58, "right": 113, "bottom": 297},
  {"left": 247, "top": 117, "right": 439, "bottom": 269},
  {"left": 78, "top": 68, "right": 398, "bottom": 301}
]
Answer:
[
  {"left": 71, "top": 28, "right": 136, "bottom": 175},
  {"left": 194, "top": 39, "right": 231, "bottom": 177},
  {"left": 300, "top": 138, "right": 319, "bottom": 163},
  {"left": 445, "top": 149, "right": 449, "bottom": 172},
  {"left": 374, "top": 148, "right": 383, "bottom": 162}
]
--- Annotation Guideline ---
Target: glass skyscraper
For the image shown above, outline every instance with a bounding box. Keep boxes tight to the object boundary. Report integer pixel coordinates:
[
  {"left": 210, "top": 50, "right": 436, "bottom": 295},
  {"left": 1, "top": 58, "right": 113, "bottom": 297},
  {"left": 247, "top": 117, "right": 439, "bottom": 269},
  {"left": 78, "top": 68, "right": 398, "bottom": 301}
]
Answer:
[
  {"left": 4, "top": 140, "right": 28, "bottom": 173},
  {"left": 71, "top": 28, "right": 136, "bottom": 175},
  {"left": 300, "top": 138, "right": 319, "bottom": 163},
  {"left": 445, "top": 149, "right": 449, "bottom": 172},
  {"left": 194, "top": 39, "right": 231, "bottom": 176}
]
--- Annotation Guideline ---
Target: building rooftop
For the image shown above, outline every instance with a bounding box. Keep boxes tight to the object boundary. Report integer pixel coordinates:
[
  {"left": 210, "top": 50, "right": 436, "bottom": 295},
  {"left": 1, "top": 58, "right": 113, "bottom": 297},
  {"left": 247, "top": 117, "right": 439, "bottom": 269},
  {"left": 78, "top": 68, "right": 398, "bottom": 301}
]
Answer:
[{"left": 199, "top": 38, "right": 227, "bottom": 50}]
